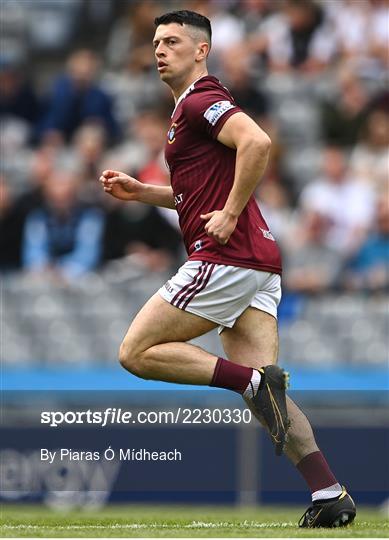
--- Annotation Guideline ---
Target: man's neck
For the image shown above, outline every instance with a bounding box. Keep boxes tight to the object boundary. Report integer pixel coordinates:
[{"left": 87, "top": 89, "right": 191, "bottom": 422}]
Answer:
[{"left": 172, "top": 69, "right": 208, "bottom": 101}]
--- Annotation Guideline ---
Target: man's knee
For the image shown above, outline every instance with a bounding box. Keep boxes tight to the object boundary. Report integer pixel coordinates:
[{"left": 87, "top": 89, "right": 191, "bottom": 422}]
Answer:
[{"left": 118, "top": 338, "right": 151, "bottom": 379}]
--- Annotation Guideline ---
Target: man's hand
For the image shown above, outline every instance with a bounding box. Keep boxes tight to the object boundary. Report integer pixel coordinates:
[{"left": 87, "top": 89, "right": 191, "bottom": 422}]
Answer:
[
  {"left": 99, "top": 170, "right": 144, "bottom": 201},
  {"left": 200, "top": 210, "right": 238, "bottom": 245}
]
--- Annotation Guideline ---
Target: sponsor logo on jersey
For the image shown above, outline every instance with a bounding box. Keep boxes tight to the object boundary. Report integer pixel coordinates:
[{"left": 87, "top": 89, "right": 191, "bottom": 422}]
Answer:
[
  {"left": 194, "top": 240, "right": 203, "bottom": 251},
  {"left": 174, "top": 193, "right": 183, "bottom": 206},
  {"left": 167, "top": 123, "right": 177, "bottom": 144},
  {"left": 259, "top": 228, "right": 275, "bottom": 241},
  {"left": 204, "top": 100, "right": 235, "bottom": 126}
]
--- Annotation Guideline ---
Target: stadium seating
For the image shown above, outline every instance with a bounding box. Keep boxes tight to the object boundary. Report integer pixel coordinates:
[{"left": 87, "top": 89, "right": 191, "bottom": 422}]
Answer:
[{"left": 3, "top": 273, "right": 388, "bottom": 366}]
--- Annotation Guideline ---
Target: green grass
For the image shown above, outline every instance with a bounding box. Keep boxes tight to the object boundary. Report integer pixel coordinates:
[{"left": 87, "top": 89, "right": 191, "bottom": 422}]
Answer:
[{"left": 0, "top": 504, "right": 388, "bottom": 537}]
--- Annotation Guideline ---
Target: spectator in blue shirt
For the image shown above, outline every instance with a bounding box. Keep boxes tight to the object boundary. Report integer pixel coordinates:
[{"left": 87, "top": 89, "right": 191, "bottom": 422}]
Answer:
[
  {"left": 39, "top": 49, "right": 120, "bottom": 145},
  {"left": 345, "top": 196, "right": 389, "bottom": 291},
  {"left": 22, "top": 156, "right": 105, "bottom": 281}
]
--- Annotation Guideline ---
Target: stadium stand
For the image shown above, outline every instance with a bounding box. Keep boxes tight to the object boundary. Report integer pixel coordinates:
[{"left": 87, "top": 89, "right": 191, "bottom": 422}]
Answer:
[{"left": 3, "top": 271, "right": 388, "bottom": 367}]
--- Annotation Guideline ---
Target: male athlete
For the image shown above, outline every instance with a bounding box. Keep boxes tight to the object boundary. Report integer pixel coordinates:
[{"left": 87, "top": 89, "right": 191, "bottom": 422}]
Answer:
[{"left": 100, "top": 10, "right": 356, "bottom": 528}]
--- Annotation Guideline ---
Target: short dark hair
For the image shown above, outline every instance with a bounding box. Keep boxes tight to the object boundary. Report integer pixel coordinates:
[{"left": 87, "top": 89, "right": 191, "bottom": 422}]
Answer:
[{"left": 154, "top": 10, "right": 212, "bottom": 45}]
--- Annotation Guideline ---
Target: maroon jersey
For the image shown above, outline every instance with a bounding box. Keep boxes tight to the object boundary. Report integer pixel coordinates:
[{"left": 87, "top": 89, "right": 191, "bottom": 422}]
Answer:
[{"left": 164, "top": 75, "right": 282, "bottom": 274}]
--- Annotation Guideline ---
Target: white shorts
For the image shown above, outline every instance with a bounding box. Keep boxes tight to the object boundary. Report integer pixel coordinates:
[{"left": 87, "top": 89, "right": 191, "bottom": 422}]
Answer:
[{"left": 158, "top": 260, "right": 282, "bottom": 333}]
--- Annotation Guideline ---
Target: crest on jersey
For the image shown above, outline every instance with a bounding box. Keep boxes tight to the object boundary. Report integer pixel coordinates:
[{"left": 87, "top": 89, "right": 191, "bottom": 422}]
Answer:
[
  {"left": 167, "top": 123, "right": 177, "bottom": 144},
  {"left": 204, "top": 100, "right": 235, "bottom": 126},
  {"left": 194, "top": 240, "right": 202, "bottom": 251},
  {"left": 259, "top": 227, "right": 275, "bottom": 241}
]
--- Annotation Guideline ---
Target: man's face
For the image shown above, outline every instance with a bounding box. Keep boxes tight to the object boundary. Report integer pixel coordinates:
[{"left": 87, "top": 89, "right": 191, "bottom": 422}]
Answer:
[
  {"left": 153, "top": 23, "right": 203, "bottom": 85},
  {"left": 323, "top": 148, "right": 346, "bottom": 183}
]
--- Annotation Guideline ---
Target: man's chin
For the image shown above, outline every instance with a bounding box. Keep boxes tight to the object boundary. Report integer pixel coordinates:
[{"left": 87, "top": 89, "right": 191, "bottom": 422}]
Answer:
[{"left": 159, "top": 72, "right": 175, "bottom": 85}]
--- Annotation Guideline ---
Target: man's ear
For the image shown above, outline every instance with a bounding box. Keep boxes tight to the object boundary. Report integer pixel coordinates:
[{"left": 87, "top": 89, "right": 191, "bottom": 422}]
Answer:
[{"left": 196, "top": 41, "right": 210, "bottom": 61}]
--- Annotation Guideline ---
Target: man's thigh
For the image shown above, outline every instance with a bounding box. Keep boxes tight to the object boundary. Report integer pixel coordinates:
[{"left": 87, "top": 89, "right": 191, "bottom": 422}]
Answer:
[
  {"left": 220, "top": 307, "right": 278, "bottom": 367},
  {"left": 122, "top": 293, "right": 217, "bottom": 353}
]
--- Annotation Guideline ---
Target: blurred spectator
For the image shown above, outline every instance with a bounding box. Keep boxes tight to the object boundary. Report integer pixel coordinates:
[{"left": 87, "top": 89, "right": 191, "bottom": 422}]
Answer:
[
  {"left": 102, "top": 107, "right": 182, "bottom": 270},
  {"left": 0, "top": 175, "right": 27, "bottom": 271},
  {"left": 368, "top": 88, "right": 389, "bottom": 113},
  {"left": 85, "top": 0, "right": 114, "bottom": 30},
  {"left": 135, "top": 110, "right": 170, "bottom": 186},
  {"left": 283, "top": 210, "right": 343, "bottom": 293},
  {"left": 26, "top": 144, "right": 58, "bottom": 195},
  {"left": 103, "top": 23, "right": 167, "bottom": 129},
  {"left": 26, "top": 0, "right": 81, "bottom": 53},
  {"left": 0, "top": 61, "right": 43, "bottom": 185},
  {"left": 0, "top": 147, "right": 58, "bottom": 271},
  {"left": 39, "top": 50, "right": 120, "bottom": 145},
  {"left": 219, "top": 47, "right": 269, "bottom": 123},
  {"left": 103, "top": 202, "right": 183, "bottom": 273},
  {"left": 320, "top": 66, "right": 370, "bottom": 147},
  {"left": 368, "top": 0, "right": 389, "bottom": 71},
  {"left": 299, "top": 146, "right": 376, "bottom": 254},
  {"left": 350, "top": 109, "right": 389, "bottom": 194},
  {"left": 0, "top": 0, "right": 29, "bottom": 65},
  {"left": 0, "top": 62, "right": 41, "bottom": 129},
  {"left": 71, "top": 122, "right": 108, "bottom": 203},
  {"left": 134, "top": 109, "right": 180, "bottom": 231},
  {"left": 235, "top": 0, "right": 275, "bottom": 34},
  {"left": 326, "top": 0, "right": 389, "bottom": 76},
  {"left": 22, "top": 157, "right": 105, "bottom": 281},
  {"left": 0, "top": 117, "right": 32, "bottom": 190},
  {"left": 344, "top": 195, "right": 389, "bottom": 291},
  {"left": 103, "top": 108, "right": 170, "bottom": 184},
  {"left": 73, "top": 122, "right": 107, "bottom": 180},
  {"left": 105, "top": 1, "right": 157, "bottom": 72},
  {"left": 189, "top": 0, "right": 245, "bottom": 56},
  {"left": 250, "top": 0, "right": 336, "bottom": 73},
  {"left": 325, "top": 0, "right": 370, "bottom": 60},
  {"left": 256, "top": 177, "right": 294, "bottom": 249}
]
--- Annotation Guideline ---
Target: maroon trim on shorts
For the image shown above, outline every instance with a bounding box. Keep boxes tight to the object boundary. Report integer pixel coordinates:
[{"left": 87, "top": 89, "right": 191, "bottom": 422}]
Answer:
[
  {"left": 175, "top": 262, "right": 209, "bottom": 308},
  {"left": 182, "top": 263, "right": 215, "bottom": 309},
  {"left": 171, "top": 262, "right": 207, "bottom": 307}
]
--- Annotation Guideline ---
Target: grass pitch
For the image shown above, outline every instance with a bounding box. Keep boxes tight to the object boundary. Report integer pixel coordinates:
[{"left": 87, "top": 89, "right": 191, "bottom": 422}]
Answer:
[{"left": 1, "top": 504, "right": 388, "bottom": 538}]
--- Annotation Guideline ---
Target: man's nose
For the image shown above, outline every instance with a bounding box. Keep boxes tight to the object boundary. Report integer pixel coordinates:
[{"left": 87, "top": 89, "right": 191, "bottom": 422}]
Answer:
[{"left": 155, "top": 43, "right": 166, "bottom": 56}]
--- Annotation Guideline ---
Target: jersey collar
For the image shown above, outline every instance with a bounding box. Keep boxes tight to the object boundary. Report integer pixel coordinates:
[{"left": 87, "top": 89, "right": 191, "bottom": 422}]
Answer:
[{"left": 171, "top": 75, "right": 207, "bottom": 118}]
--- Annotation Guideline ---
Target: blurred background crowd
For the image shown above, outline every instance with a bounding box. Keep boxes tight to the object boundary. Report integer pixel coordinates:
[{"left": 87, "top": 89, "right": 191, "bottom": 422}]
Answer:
[{"left": 1, "top": 0, "right": 388, "bottom": 366}]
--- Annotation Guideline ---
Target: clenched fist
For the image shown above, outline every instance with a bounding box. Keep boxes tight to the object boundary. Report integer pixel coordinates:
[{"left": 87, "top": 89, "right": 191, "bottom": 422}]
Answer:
[
  {"left": 99, "top": 170, "right": 144, "bottom": 201},
  {"left": 200, "top": 209, "right": 238, "bottom": 245}
]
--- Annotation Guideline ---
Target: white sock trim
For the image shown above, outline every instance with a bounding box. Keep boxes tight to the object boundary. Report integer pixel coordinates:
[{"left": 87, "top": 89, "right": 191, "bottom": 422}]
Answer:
[
  {"left": 243, "top": 369, "right": 262, "bottom": 399},
  {"left": 312, "top": 483, "right": 342, "bottom": 502}
]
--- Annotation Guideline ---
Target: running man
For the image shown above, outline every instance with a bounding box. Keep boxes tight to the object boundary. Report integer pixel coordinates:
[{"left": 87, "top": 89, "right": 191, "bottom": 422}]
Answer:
[{"left": 100, "top": 10, "right": 356, "bottom": 528}]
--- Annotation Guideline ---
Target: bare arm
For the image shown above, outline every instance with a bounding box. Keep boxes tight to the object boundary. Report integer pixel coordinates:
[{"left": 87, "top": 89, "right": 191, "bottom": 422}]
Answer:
[
  {"left": 100, "top": 170, "right": 175, "bottom": 209},
  {"left": 200, "top": 112, "right": 271, "bottom": 245}
]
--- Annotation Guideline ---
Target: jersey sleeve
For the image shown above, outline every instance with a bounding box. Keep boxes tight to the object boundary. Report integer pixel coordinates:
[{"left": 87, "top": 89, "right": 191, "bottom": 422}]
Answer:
[{"left": 182, "top": 88, "right": 243, "bottom": 139}]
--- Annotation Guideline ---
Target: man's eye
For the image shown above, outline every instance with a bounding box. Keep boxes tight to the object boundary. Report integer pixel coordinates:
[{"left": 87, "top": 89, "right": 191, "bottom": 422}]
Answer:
[{"left": 168, "top": 40, "right": 176, "bottom": 45}]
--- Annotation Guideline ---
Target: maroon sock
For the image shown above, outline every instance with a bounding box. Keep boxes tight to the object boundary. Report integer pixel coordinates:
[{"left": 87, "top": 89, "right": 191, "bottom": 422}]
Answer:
[
  {"left": 296, "top": 451, "right": 338, "bottom": 493},
  {"left": 210, "top": 357, "right": 253, "bottom": 394}
]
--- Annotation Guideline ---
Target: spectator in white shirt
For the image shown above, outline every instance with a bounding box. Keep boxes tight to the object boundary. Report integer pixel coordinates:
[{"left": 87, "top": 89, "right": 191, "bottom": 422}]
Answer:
[{"left": 299, "top": 146, "right": 376, "bottom": 254}]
